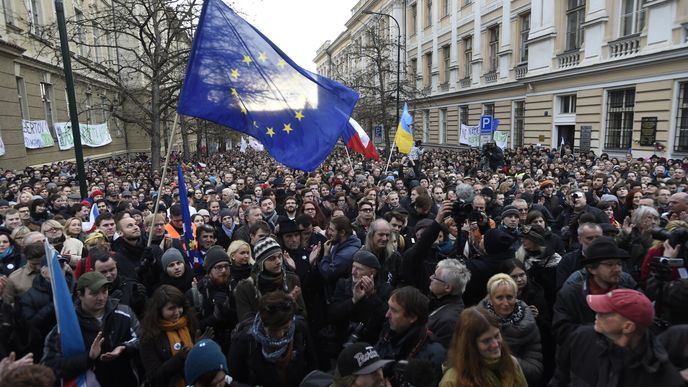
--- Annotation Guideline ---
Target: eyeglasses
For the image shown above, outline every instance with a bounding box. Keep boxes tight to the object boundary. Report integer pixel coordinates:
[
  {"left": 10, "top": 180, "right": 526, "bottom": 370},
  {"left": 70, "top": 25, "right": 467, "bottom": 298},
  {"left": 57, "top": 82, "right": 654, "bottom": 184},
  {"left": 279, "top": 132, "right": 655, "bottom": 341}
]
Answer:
[
  {"left": 212, "top": 263, "right": 230, "bottom": 272},
  {"left": 430, "top": 274, "right": 446, "bottom": 284},
  {"left": 44, "top": 228, "right": 61, "bottom": 233}
]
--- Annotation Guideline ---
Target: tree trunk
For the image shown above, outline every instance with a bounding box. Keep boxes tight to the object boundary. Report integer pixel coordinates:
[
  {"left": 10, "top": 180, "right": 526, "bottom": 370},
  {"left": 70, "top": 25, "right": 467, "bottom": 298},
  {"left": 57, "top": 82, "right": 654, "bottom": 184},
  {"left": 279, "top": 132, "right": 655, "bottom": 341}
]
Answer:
[
  {"left": 196, "top": 123, "right": 203, "bottom": 159},
  {"left": 180, "top": 120, "right": 190, "bottom": 160},
  {"left": 150, "top": 80, "right": 162, "bottom": 174}
]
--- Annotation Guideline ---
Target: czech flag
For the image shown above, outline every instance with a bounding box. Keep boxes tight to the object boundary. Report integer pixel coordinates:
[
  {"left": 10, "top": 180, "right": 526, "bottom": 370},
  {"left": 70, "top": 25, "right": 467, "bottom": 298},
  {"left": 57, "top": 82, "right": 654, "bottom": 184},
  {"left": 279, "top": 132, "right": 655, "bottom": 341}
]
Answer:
[
  {"left": 343, "top": 117, "right": 379, "bottom": 160},
  {"left": 81, "top": 203, "right": 100, "bottom": 234}
]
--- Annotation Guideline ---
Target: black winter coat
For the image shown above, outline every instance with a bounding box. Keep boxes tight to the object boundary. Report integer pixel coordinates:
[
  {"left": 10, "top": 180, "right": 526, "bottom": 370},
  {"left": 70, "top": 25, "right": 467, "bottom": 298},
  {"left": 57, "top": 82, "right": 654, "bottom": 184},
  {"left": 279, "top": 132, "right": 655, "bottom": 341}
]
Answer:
[
  {"left": 550, "top": 326, "right": 684, "bottom": 387},
  {"left": 42, "top": 299, "right": 141, "bottom": 387},
  {"left": 328, "top": 277, "right": 391, "bottom": 347},
  {"left": 228, "top": 316, "right": 317, "bottom": 387},
  {"left": 552, "top": 270, "right": 637, "bottom": 344},
  {"left": 401, "top": 220, "right": 443, "bottom": 294},
  {"left": 139, "top": 332, "right": 188, "bottom": 387},
  {"left": 427, "top": 295, "right": 464, "bottom": 349},
  {"left": 463, "top": 250, "right": 514, "bottom": 307},
  {"left": 375, "top": 323, "right": 447, "bottom": 369}
]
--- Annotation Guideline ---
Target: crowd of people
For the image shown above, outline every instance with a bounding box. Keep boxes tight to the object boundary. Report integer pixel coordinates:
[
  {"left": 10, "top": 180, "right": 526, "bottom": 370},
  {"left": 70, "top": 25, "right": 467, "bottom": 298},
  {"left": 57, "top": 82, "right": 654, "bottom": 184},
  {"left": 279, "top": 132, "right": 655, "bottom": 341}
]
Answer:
[{"left": 0, "top": 142, "right": 687, "bottom": 387}]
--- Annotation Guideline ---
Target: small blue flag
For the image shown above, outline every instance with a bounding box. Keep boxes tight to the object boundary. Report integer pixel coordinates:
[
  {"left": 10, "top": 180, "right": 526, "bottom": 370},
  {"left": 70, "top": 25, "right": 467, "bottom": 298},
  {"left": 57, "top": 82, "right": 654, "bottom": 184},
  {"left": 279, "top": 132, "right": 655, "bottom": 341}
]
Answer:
[
  {"left": 177, "top": 164, "right": 202, "bottom": 267},
  {"left": 177, "top": 0, "right": 359, "bottom": 171}
]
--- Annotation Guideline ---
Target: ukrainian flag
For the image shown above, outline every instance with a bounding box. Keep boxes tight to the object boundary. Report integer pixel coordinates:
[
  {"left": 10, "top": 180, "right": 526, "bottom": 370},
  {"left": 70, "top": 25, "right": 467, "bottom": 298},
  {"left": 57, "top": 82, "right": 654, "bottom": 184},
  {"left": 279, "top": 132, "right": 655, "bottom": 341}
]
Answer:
[{"left": 395, "top": 102, "right": 413, "bottom": 154}]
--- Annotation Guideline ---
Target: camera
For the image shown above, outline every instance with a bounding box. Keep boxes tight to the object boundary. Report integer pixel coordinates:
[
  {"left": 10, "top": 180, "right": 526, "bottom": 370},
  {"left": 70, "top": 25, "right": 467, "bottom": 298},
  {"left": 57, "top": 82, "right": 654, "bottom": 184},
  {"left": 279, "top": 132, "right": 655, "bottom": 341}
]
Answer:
[
  {"left": 651, "top": 227, "right": 688, "bottom": 250},
  {"left": 451, "top": 200, "right": 473, "bottom": 225}
]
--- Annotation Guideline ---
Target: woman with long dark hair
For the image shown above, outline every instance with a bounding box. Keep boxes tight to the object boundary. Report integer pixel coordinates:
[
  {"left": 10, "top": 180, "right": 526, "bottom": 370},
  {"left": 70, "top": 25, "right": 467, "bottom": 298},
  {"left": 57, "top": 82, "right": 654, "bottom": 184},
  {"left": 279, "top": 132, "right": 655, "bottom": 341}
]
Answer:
[
  {"left": 139, "top": 285, "right": 201, "bottom": 387},
  {"left": 440, "top": 306, "right": 527, "bottom": 387}
]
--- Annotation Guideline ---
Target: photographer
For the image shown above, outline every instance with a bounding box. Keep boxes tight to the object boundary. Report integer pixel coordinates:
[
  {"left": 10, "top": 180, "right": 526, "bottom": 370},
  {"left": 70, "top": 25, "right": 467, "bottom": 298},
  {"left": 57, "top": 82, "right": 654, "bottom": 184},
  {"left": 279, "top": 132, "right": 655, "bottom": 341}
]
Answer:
[
  {"left": 645, "top": 227, "right": 688, "bottom": 324},
  {"left": 480, "top": 141, "right": 504, "bottom": 172}
]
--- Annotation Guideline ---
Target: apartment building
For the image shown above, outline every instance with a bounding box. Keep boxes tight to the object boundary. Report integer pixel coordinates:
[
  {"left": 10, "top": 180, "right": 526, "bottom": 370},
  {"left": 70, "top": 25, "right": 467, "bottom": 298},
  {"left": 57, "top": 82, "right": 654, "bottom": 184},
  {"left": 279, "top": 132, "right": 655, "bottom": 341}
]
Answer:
[{"left": 317, "top": 0, "right": 688, "bottom": 159}]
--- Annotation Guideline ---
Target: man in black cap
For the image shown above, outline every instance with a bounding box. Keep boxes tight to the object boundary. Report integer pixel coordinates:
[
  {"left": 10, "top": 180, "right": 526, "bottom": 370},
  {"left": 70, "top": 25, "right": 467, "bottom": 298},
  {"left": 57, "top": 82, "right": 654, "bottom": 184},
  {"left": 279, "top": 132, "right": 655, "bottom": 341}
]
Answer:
[
  {"left": 43, "top": 271, "right": 141, "bottom": 387},
  {"left": 332, "top": 343, "right": 392, "bottom": 387},
  {"left": 552, "top": 236, "right": 638, "bottom": 344},
  {"left": 462, "top": 227, "right": 515, "bottom": 306},
  {"left": 329, "top": 250, "right": 392, "bottom": 351}
]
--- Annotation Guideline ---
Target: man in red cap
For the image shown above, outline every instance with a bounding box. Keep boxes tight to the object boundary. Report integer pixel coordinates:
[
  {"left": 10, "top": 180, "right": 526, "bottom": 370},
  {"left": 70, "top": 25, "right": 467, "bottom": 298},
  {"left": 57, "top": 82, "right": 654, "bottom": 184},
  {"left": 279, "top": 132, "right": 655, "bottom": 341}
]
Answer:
[{"left": 550, "top": 289, "right": 684, "bottom": 387}]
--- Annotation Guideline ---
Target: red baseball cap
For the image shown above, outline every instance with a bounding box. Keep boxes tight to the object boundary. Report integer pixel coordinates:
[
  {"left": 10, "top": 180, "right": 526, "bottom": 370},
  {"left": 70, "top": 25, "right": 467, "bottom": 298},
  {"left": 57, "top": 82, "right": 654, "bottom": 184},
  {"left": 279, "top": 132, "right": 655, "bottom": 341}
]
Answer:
[{"left": 587, "top": 289, "right": 654, "bottom": 327}]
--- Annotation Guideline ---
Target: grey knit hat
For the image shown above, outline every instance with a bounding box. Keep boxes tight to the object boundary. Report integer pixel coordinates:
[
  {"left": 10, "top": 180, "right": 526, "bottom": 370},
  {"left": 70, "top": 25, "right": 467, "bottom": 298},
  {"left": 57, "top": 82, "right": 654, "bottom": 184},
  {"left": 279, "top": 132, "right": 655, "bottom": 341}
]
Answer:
[
  {"left": 161, "top": 247, "right": 184, "bottom": 268},
  {"left": 203, "top": 245, "right": 230, "bottom": 271},
  {"left": 253, "top": 237, "right": 282, "bottom": 267}
]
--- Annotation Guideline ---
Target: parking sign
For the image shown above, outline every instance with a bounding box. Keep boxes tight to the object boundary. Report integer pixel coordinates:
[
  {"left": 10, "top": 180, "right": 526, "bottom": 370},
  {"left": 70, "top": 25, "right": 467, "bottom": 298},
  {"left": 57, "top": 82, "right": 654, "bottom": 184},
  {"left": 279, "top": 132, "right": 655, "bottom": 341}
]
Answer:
[{"left": 480, "top": 115, "right": 493, "bottom": 135}]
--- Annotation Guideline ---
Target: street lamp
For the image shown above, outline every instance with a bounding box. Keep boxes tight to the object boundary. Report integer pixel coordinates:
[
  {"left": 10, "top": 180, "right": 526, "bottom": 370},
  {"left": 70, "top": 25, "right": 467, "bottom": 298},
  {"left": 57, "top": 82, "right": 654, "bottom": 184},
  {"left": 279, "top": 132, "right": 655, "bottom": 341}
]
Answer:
[{"left": 363, "top": 10, "right": 401, "bottom": 149}]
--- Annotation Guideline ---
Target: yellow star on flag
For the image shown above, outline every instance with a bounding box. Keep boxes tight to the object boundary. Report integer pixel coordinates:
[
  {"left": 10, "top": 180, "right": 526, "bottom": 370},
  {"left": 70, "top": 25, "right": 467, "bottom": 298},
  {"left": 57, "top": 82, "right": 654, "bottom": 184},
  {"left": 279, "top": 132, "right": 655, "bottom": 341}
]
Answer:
[
  {"left": 266, "top": 127, "right": 275, "bottom": 137},
  {"left": 242, "top": 55, "right": 253, "bottom": 65},
  {"left": 230, "top": 68, "right": 240, "bottom": 80},
  {"left": 295, "top": 111, "right": 304, "bottom": 121},
  {"left": 282, "top": 123, "right": 293, "bottom": 134},
  {"left": 240, "top": 105, "right": 247, "bottom": 114},
  {"left": 277, "top": 59, "right": 286, "bottom": 68},
  {"left": 258, "top": 52, "right": 268, "bottom": 62},
  {"left": 231, "top": 88, "right": 239, "bottom": 97}
]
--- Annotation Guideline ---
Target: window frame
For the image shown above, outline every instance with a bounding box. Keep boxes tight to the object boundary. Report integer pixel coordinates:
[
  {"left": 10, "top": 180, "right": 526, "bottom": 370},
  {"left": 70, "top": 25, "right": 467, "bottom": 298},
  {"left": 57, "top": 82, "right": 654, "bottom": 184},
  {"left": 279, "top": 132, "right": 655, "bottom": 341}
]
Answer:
[{"left": 604, "top": 88, "right": 636, "bottom": 150}]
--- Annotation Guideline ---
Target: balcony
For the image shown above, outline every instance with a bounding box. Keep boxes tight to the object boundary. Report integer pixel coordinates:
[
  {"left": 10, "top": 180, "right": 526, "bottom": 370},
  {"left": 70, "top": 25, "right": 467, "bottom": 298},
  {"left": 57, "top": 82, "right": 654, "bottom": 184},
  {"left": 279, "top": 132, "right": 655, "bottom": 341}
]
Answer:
[
  {"left": 483, "top": 71, "right": 497, "bottom": 83},
  {"left": 514, "top": 63, "right": 528, "bottom": 79},
  {"left": 609, "top": 34, "right": 640, "bottom": 58},
  {"left": 460, "top": 77, "right": 471, "bottom": 88},
  {"left": 557, "top": 51, "right": 580, "bottom": 68}
]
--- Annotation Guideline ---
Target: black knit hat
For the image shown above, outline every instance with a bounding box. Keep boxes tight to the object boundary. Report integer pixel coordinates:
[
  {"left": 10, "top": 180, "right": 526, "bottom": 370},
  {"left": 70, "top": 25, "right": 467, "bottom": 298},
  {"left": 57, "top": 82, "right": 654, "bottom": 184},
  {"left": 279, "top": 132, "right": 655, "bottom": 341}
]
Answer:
[
  {"left": 521, "top": 225, "right": 547, "bottom": 246},
  {"left": 484, "top": 228, "right": 515, "bottom": 255},
  {"left": 203, "top": 245, "right": 230, "bottom": 271}
]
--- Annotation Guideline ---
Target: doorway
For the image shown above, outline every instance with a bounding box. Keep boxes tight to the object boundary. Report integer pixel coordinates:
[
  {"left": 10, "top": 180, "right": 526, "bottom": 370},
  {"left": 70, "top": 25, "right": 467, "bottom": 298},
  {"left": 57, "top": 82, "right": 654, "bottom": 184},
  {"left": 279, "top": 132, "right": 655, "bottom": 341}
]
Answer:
[{"left": 557, "top": 125, "right": 575, "bottom": 150}]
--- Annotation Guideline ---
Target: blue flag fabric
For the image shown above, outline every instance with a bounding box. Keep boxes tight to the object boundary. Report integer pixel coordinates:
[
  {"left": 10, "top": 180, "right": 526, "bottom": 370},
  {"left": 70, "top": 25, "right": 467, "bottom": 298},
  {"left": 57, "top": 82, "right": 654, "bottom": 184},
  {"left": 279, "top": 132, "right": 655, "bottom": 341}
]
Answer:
[
  {"left": 177, "top": 164, "right": 202, "bottom": 266},
  {"left": 177, "top": 0, "right": 359, "bottom": 171}
]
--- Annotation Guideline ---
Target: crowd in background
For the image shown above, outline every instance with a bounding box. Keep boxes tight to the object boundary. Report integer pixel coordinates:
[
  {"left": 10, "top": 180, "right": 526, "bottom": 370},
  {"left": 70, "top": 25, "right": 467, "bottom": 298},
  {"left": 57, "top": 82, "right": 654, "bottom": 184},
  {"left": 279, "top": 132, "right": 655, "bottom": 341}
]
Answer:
[{"left": 0, "top": 143, "right": 687, "bottom": 387}]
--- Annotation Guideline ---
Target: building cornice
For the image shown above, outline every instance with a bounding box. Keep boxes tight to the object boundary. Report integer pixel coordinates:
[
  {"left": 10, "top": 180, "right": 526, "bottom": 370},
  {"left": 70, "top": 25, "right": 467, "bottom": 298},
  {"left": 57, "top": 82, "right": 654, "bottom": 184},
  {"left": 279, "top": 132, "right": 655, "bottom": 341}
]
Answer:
[{"left": 0, "top": 38, "right": 26, "bottom": 57}]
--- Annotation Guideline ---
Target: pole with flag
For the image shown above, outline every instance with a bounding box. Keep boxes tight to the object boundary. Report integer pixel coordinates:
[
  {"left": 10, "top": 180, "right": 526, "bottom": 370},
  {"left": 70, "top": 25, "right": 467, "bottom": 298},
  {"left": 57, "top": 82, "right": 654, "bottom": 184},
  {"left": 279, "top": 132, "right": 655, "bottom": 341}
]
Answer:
[
  {"left": 176, "top": 0, "right": 359, "bottom": 171},
  {"left": 385, "top": 102, "right": 413, "bottom": 174},
  {"left": 45, "top": 239, "right": 93, "bottom": 386},
  {"left": 177, "top": 164, "right": 202, "bottom": 267}
]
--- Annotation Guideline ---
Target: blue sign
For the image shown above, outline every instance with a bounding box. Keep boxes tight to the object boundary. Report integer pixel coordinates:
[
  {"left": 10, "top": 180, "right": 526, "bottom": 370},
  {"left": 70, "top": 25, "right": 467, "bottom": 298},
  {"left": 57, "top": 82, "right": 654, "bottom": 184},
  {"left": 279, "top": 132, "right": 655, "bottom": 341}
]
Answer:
[
  {"left": 480, "top": 115, "right": 493, "bottom": 135},
  {"left": 373, "top": 124, "right": 383, "bottom": 144}
]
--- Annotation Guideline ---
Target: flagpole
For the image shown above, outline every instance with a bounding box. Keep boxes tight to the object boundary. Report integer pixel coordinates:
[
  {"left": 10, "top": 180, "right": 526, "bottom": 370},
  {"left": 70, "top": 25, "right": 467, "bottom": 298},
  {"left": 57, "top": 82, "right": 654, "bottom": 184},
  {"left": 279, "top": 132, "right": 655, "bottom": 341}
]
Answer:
[
  {"left": 148, "top": 114, "right": 179, "bottom": 247},
  {"left": 384, "top": 139, "right": 397, "bottom": 175},
  {"left": 343, "top": 146, "right": 355, "bottom": 172}
]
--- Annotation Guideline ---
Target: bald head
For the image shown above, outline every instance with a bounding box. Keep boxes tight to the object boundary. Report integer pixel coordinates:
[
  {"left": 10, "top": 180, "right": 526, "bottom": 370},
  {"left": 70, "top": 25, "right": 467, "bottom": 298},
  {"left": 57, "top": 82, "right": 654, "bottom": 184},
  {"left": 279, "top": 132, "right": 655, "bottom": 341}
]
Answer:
[{"left": 668, "top": 192, "right": 688, "bottom": 214}]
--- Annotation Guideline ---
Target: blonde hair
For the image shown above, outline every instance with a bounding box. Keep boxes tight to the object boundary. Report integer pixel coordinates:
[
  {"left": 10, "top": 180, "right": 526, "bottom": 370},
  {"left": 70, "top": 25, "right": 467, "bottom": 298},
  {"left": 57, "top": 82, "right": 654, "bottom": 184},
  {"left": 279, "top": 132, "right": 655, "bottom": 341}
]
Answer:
[
  {"left": 227, "top": 240, "right": 254, "bottom": 265},
  {"left": 63, "top": 217, "right": 82, "bottom": 237},
  {"left": 486, "top": 273, "right": 518, "bottom": 296},
  {"left": 10, "top": 226, "right": 31, "bottom": 246}
]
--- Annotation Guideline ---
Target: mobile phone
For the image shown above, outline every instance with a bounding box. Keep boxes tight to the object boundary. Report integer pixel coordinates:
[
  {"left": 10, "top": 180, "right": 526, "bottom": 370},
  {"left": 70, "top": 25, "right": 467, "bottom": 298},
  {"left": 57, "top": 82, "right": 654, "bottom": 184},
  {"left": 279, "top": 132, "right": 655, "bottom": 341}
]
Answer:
[{"left": 657, "top": 257, "right": 684, "bottom": 268}]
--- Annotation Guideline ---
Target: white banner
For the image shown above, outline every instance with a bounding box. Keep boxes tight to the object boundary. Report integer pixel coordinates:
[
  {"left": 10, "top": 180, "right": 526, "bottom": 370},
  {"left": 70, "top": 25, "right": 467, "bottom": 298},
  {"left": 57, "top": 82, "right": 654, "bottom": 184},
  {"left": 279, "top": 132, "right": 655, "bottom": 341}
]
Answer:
[
  {"left": 0, "top": 135, "right": 5, "bottom": 156},
  {"left": 459, "top": 124, "right": 480, "bottom": 147},
  {"left": 54, "top": 122, "right": 113, "bottom": 150},
  {"left": 22, "top": 120, "right": 55, "bottom": 149},
  {"left": 493, "top": 131, "right": 509, "bottom": 150}
]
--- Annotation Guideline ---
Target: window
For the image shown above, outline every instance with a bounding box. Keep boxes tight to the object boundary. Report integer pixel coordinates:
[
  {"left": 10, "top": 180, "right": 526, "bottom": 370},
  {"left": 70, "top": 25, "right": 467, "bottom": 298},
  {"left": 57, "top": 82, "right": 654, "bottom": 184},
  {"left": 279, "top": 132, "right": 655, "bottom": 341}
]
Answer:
[
  {"left": 483, "top": 103, "right": 495, "bottom": 116},
  {"left": 101, "top": 95, "right": 108, "bottom": 123},
  {"left": 40, "top": 82, "right": 55, "bottom": 134},
  {"left": 559, "top": 95, "right": 577, "bottom": 114},
  {"left": 488, "top": 25, "right": 499, "bottom": 72},
  {"left": 440, "top": 0, "right": 449, "bottom": 18},
  {"left": 459, "top": 105, "right": 469, "bottom": 125},
  {"left": 409, "top": 58, "right": 418, "bottom": 83},
  {"left": 675, "top": 82, "right": 688, "bottom": 152},
  {"left": 85, "top": 91, "right": 93, "bottom": 124},
  {"left": 105, "top": 32, "right": 114, "bottom": 64},
  {"left": 604, "top": 88, "right": 635, "bottom": 150},
  {"left": 423, "top": 110, "right": 430, "bottom": 142},
  {"left": 425, "top": 0, "right": 432, "bottom": 28},
  {"left": 621, "top": 0, "right": 645, "bottom": 36},
  {"left": 409, "top": 4, "right": 417, "bottom": 35},
  {"left": 463, "top": 36, "right": 472, "bottom": 79},
  {"left": 4, "top": 0, "right": 16, "bottom": 25},
  {"left": 27, "top": 0, "right": 41, "bottom": 34},
  {"left": 441, "top": 45, "right": 450, "bottom": 85},
  {"left": 424, "top": 52, "right": 432, "bottom": 88},
  {"left": 75, "top": 9, "right": 87, "bottom": 56},
  {"left": 520, "top": 13, "right": 530, "bottom": 62},
  {"left": 566, "top": 0, "right": 585, "bottom": 51},
  {"left": 439, "top": 108, "right": 447, "bottom": 144},
  {"left": 514, "top": 100, "right": 525, "bottom": 148},
  {"left": 16, "top": 77, "right": 29, "bottom": 120},
  {"left": 92, "top": 22, "right": 101, "bottom": 62}
]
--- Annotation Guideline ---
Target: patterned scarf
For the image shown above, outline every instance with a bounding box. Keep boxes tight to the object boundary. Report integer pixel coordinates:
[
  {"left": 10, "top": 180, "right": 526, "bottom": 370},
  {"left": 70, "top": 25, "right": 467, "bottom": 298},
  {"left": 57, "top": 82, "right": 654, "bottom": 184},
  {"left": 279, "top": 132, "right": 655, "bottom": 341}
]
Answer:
[
  {"left": 482, "top": 298, "right": 525, "bottom": 326},
  {"left": 249, "top": 314, "right": 295, "bottom": 362}
]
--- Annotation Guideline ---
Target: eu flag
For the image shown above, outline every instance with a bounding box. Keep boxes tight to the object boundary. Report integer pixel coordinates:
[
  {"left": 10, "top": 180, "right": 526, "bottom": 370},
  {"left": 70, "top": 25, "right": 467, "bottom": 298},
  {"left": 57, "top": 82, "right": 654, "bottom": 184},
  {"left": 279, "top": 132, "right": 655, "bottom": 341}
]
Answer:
[
  {"left": 177, "top": 164, "right": 202, "bottom": 266},
  {"left": 177, "top": 0, "right": 359, "bottom": 171}
]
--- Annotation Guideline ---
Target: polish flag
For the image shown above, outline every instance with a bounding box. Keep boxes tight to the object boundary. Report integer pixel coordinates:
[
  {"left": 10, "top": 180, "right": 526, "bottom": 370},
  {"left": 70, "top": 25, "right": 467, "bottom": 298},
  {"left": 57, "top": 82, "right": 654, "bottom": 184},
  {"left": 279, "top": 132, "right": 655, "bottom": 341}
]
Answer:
[{"left": 343, "top": 117, "right": 379, "bottom": 160}]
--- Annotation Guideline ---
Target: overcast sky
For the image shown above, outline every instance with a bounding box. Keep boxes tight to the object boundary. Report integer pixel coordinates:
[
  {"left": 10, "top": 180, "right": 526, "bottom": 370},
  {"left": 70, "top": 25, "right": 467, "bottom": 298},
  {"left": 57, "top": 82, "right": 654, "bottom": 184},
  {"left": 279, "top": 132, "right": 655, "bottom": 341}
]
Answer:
[{"left": 231, "top": 0, "right": 357, "bottom": 72}]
